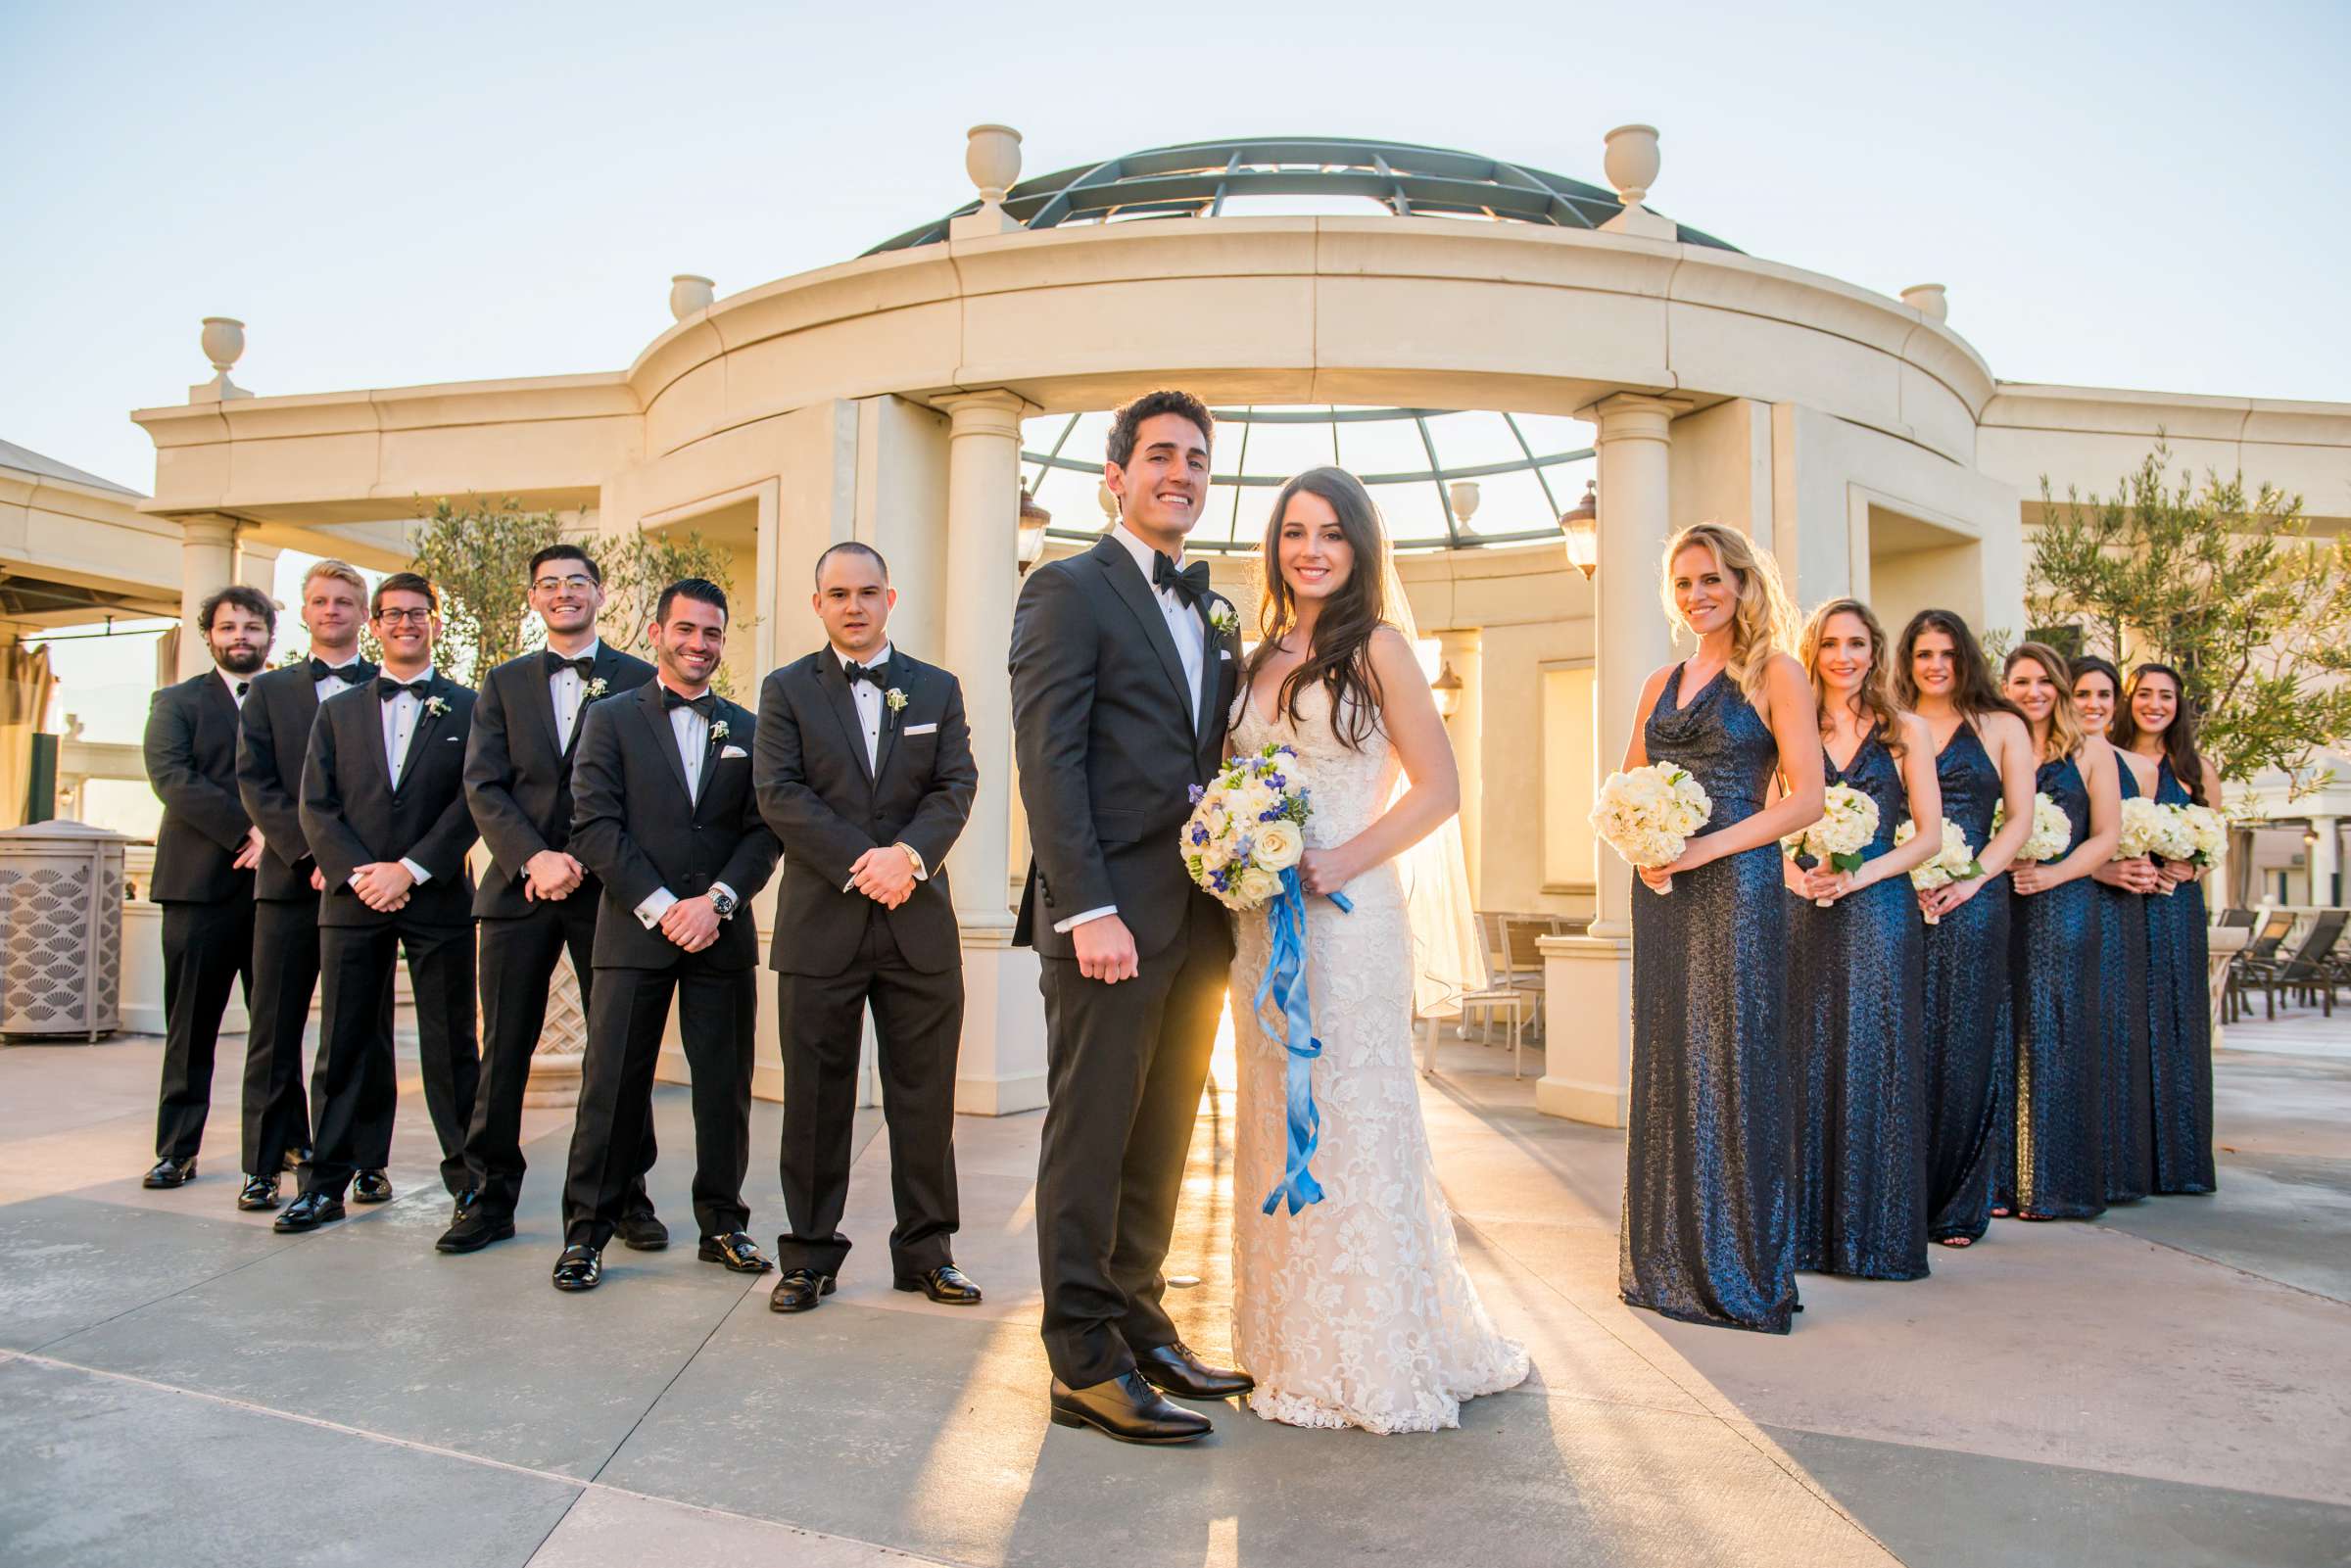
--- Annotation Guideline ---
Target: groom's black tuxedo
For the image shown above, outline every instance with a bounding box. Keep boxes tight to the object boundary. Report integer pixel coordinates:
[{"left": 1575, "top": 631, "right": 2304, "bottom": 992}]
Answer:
[
  {"left": 754, "top": 645, "right": 978, "bottom": 1278},
  {"left": 1010, "top": 531, "right": 1241, "bottom": 1389}
]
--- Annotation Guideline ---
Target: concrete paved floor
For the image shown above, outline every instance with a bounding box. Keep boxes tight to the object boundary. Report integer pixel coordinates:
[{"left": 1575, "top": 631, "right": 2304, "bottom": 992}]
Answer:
[{"left": 2, "top": 1008, "right": 2347, "bottom": 1568}]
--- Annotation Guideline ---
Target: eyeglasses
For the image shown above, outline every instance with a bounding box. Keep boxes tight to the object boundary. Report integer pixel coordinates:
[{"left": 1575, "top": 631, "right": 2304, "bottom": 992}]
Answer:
[
  {"left": 532, "top": 575, "right": 598, "bottom": 594},
  {"left": 375, "top": 607, "right": 433, "bottom": 626}
]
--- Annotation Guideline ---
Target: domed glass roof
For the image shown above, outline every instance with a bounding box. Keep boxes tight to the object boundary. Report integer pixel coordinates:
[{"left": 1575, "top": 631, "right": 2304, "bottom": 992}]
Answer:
[
  {"left": 868, "top": 135, "right": 1738, "bottom": 254},
  {"left": 1022, "top": 405, "right": 1597, "bottom": 554}
]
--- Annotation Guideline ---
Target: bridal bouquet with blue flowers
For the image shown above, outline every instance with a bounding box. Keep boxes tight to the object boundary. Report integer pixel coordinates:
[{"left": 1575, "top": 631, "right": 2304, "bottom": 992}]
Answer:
[{"left": 1183, "top": 742, "right": 1350, "bottom": 1216}]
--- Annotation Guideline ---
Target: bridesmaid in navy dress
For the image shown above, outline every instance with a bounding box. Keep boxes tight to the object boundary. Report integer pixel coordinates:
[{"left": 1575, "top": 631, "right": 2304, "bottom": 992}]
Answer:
[
  {"left": 2000, "top": 643, "right": 2121, "bottom": 1221},
  {"left": 2072, "top": 655, "right": 2158, "bottom": 1205},
  {"left": 2117, "top": 663, "right": 2223, "bottom": 1195},
  {"left": 1620, "top": 523, "right": 1823, "bottom": 1334},
  {"left": 1783, "top": 599, "right": 1940, "bottom": 1281},
  {"left": 1894, "top": 611, "right": 2034, "bottom": 1247}
]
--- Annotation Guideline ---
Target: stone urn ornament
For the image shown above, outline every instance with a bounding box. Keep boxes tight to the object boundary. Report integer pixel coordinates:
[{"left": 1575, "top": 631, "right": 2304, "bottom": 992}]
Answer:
[{"left": 669, "top": 274, "right": 715, "bottom": 321}]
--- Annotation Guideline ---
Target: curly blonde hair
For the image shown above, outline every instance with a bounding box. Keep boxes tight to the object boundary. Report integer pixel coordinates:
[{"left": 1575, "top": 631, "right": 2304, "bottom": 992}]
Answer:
[
  {"left": 1799, "top": 597, "right": 1904, "bottom": 759},
  {"left": 1658, "top": 522, "right": 1798, "bottom": 702},
  {"left": 2004, "top": 641, "right": 2086, "bottom": 764}
]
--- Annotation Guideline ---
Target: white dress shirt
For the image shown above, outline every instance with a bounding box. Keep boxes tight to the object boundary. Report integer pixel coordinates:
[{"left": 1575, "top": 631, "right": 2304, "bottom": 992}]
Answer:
[
  {"left": 835, "top": 641, "right": 892, "bottom": 774},
  {"left": 311, "top": 653, "right": 365, "bottom": 702},
  {"left": 548, "top": 638, "right": 600, "bottom": 753},
  {"left": 216, "top": 668, "right": 253, "bottom": 709},
  {"left": 1053, "top": 527, "right": 1207, "bottom": 935},
  {"left": 365, "top": 666, "right": 433, "bottom": 886},
  {"left": 633, "top": 681, "right": 736, "bottom": 929}
]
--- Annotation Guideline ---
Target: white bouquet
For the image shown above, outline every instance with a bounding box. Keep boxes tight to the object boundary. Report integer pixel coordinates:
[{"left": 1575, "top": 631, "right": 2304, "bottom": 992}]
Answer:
[
  {"left": 1992, "top": 791, "right": 2073, "bottom": 864},
  {"left": 1896, "top": 817, "right": 1983, "bottom": 925},
  {"left": 1183, "top": 742, "right": 1348, "bottom": 912},
  {"left": 1592, "top": 763, "right": 1713, "bottom": 896},
  {"left": 1782, "top": 783, "right": 1880, "bottom": 907},
  {"left": 2178, "top": 802, "right": 2227, "bottom": 869},
  {"left": 2114, "top": 796, "right": 2171, "bottom": 861}
]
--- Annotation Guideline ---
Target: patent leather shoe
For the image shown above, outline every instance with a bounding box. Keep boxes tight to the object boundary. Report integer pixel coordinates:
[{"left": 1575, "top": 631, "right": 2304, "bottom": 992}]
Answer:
[
  {"left": 1049, "top": 1371, "right": 1213, "bottom": 1445},
  {"left": 143, "top": 1156, "right": 197, "bottom": 1189},
  {"left": 274, "top": 1191, "right": 346, "bottom": 1233},
  {"left": 617, "top": 1210, "right": 670, "bottom": 1252},
  {"left": 437, "top": 1208, "right": 515, "bottom": 1254},
  {"left": 767, "top": 1268, "right": 835, "bottom": 1312},
  {"left": 1135, "top": 1341, "right": 1255, "bottom": 1400},
  {"left": 236, "top": 1174, "right": 281, "bottom": 1212},
  {"left": 352, "top": 1169, "right": 394, "bottom": 1205},
  {"left": 551, "top": 1244, "right": 601, "bottom": 1291},
  {"left": 893, "top": 1262, "right": 983, "bottom": 1305},
  {"left": 697, "top": 1231, "right": 773, "bottom": 1272}
]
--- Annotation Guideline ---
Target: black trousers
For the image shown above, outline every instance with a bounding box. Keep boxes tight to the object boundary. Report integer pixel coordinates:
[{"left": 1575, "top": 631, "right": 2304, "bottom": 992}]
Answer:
[
  {"left": 562, "top": 952, "right": 755, "bottom": 1249},
  {"left": 464, "top": 899, "right": 655, "bottom": 1220},
  {"left": 1034, "top": 895, "right": 1231, "bottom": 1388},
  {"left": 775, "top": 908, "right": 963, "bottom": 1278},
  {"left": 305, "top": 918, "right": 479, "bottom": 1200},
  {"left": 154, "top": 896, "right": 256, "bottom": 1162},
  {"left": 241, "top": 897, "right": 323, "bottom": 1176}
]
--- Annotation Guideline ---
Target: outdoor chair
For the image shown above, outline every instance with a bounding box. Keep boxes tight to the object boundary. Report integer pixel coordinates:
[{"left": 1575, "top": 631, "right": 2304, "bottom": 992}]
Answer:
[
  {"left": 2225, "top": 910, "right": 2299, "bottom": 1022},
  {"left": 1502, "top": 917, "right": 1552, "bottom": 1043},
  {"left": 1435, "top": 914, "right": 1528, "bottom": 1078},
  {"left": 2235, "top": 909, "right": 2347, "bottom": 1021}
]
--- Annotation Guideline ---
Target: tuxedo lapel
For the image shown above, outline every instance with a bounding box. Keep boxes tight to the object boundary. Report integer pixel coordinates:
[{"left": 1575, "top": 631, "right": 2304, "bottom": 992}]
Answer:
[
  {"left": 818, "top": 655, "right": 875, "bottom": 788},
  {"left": 635, "top": 682, "right": 696, "bottom": 811},
  {"left": 1095, "top": 537, "right": 1193, "bottom": 731},
  {"left": 355, "top": 686, "right": 396, "bottom": 799},
  {"left": 519, "top": 655, "right": 563, "bottom": 760},
  {"left": 397, "top": 677, "right": 451, "bottom": 793},
  {"left": 871, "top": 652, "right": 904, "bottom": 786}
]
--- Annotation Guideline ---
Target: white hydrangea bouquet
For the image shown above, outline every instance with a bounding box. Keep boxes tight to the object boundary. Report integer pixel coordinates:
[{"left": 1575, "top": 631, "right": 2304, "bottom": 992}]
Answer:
[
  {"left": 2115, "top": 796, "right": 2173, "bottom": 862},
  {"left": 1896, "top": 817, "right": 1983, "bottom": 925},
  {"left": 2137, "top": 799, "right": 2208, "bottom": 895},
  {"left": 1782, "top": 783, "right": 1880, "bottom": 907},
  {"left": 2178, "top": 802, "right": 2227, "bottom": 869},
  {"left": 1592, "top": 763, "right": 1712, "bottom": 896},
  {"left": 1992, "top": 792, "right": 2073, "bottom": 864},
  {"left": 1182, "top": 742, "right": 1349, "bottom": 913}
]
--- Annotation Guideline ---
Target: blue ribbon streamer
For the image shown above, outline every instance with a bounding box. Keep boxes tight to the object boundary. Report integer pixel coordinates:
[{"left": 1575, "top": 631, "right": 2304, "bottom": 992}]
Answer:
[{"left": 1256, "top": 866, "right": 1352, "bottom": 1216}]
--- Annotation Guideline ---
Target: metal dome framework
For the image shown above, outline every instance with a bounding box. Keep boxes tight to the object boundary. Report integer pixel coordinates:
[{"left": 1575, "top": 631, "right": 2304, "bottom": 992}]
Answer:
[{"left": 867, "top": 135, "right": 1739, "bottom": 254}]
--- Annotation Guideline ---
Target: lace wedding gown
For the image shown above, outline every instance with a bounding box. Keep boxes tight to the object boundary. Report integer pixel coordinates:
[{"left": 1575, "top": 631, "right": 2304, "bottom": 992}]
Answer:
[{"left": 1228, "top": 679, "right": 1530, "bottom": 1433}]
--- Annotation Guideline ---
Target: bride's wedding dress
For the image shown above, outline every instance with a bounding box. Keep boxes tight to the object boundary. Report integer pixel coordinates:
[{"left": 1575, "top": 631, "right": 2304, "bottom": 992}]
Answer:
[{"left": 1228, "top": 678, "right": 1530, "bottom": 1433}]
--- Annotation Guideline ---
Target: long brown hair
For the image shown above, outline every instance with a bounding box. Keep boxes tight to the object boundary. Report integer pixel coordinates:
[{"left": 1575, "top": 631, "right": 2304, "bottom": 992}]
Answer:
[
  {"left": 1799, "top": 598, "right": 1903, "bottom": 759},
  {"left": 1658, "top": 522, "right": 1798, "bottom": 702},
  {"left": 1247, "top": 466, "right": 1389, "bottom": 750},
  {"left": 1893, "top": 608, "right": 2023, "bottom": 726},
  {"left": 2114, "top": 662, "right": 2211, "bottom": 804},
  {"left": 2004, "top": 641, "right": 2086, "bottom": 764}
]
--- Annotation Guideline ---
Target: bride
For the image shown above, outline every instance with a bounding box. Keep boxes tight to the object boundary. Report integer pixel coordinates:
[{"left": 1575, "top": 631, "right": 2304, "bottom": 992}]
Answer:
[{"left": 1227, "top": 465, "right": 1530, "bottom": 1433}]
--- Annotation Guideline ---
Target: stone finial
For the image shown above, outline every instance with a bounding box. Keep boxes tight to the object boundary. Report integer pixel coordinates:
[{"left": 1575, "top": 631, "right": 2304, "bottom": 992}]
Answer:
[
  {"left": 952, "top": 124, "right": 1025, "bottom": 240},
  {"left": 1447, "top": 480, "right": 1482, "bottom": 525},
  {"left": 669, "top": 274, "right": 716, "bottom": 321},
  {"left": 1900, "top": 283, "right": 1949, "bottom": 324},
  {"left": 190, "top": 316, "right": 251, "bottom": 404},
  {"left": 1097, "top": 482, "right": 1120, "bottom": 523},
  {"left": 1598, "top": 125, "right": 1676, "bottom": 241}
]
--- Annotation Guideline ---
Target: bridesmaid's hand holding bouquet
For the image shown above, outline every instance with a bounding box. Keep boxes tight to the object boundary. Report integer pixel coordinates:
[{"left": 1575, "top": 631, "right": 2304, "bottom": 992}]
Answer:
[
  {"left": 1782, "top": 784, "right": 1879, "bottom": 907},
  {"left": 1593, "top": 764, "right": 1712, "bottom": 896}
]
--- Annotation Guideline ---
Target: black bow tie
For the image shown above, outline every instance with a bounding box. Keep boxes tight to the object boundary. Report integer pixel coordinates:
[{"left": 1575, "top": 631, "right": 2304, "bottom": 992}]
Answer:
[
  {"left": 234, "top": 681, "right": 251, "bottom": 699},
  {"left": 1152, "top": 551, "right": 1211, "bottom": 606},
  {"left": 841, "top": 659, "right": 888, "bottom": 689},
  {"left": 376, "top": 677, "right": 429, "bottom": 701},
  {"left": 543, "top": 651, "right": 595, "bottom": 679},
  {"left": 310, "top": 658, "right": 367, "bottom": 684},
  {"left": 662, "top": 688, "right": 716, "bottom": 719}
]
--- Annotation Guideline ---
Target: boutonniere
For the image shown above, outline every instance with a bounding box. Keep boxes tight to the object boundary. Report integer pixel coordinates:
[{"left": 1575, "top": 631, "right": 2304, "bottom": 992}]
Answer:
[
  {"left": 1207, "top": 600, "right": 1239, "bottom": 637},
  {"left": 885, "top": 688, "right": 907, "bottom": 715},
  {"left": 585, "top": 677, "right": 609, "bottom": 700},
  {"left": 425, "top": 694, "right": 450, "bottom": 717},
  {"left": 709, "top": 719, "right": 730, "bottom": 743}
]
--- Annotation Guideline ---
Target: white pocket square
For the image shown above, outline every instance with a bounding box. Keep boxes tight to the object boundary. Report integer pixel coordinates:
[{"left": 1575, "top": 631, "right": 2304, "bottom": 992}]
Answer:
[
  {"left": 719, "top": 744, "right": 748, "bottom": 759},
  {"left": 446, "top": 735, "right": 460, "bottom": 741},
  {"left": 904, "top": 722, "right": 938, "bottom": 736},
  {"left": 1219, "top": 648, "right": 1232, "bottom": 661}
]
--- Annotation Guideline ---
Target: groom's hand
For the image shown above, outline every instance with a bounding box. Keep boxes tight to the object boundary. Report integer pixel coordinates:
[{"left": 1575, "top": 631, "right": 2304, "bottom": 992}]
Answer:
[{"left": 1073, "top": 913, "right": 1139, "bottom": 984}]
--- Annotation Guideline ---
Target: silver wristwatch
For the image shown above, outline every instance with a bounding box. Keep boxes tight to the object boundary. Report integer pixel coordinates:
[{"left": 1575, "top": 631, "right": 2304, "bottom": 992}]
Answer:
[{"left": 708, "top": 887, "right": 739, "bottom": 921}]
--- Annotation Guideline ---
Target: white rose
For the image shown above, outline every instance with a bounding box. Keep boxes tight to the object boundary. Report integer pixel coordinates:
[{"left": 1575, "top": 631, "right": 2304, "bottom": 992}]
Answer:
[
  {"left": 1236, "top": 867, "right": 1281, "bottom": 906},
  {"left": 1254, "top": 819, "right": 1304, "bottom": 871}
]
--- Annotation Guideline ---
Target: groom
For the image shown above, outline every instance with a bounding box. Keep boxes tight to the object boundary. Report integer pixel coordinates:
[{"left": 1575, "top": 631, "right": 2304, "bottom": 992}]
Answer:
[{"left": 1010, "top": 388, "right": 1251, "bottom": 1446}]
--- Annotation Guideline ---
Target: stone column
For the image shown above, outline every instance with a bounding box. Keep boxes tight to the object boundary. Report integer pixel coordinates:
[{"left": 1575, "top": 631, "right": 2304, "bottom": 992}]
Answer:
[
  {"left": 936, "top": 390, "right": 1047, "bottom": 1114},
  {"left": 1435, "top": 627, "right": 1483, "bottom": 904},
  {"left": 2314, "top": 817, "right": 2341, "bottom": 907},
  {"left": 177, "top": 515, "right": 238, "bottom": 679},
  {"left": 1537, "top": 394, "right": 1676, "bottom": 1125},
  {"left": 236, "top": 538, "right": 281, "bottom": 598}
]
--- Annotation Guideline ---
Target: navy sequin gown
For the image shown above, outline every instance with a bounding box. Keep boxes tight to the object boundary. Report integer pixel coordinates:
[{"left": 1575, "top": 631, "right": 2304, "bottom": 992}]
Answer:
[
  {"left": 1623, "top": 665, "right": 1798, "bottom": 1334},
  {"left": 1922, "top": 725, "right": 2011, "bottom": 1244},
  {"left": 2097, "top": 764, "right": 2155, "bottom": 1205},
  {"left": 2147, "top": 759, "right": 2217, "bottom": 1194},
  {"left": 1788, "top": 735, "right": 1929, "bottom": 1280},
  {"left": 2008, "top": 754, "right": 2106, "bottom": 1220}
]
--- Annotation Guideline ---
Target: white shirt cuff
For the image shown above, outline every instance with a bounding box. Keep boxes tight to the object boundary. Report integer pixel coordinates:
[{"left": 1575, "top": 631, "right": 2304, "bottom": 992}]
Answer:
[
  {"left": 636, "top": 887, "right": 678, "bottom": 928},
  {"left": 709, "top": 882, "right": 737, "bottom": 915},
  {"left": 1052, "top": 905, "right": 1118, "bottom": 935},
  {"left": 400, "top": 858, "right": 430, "bottom": 883}
]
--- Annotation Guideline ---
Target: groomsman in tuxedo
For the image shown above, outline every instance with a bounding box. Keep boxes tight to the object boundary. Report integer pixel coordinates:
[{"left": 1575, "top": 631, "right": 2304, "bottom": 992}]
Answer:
[
  {"left": 443, "top": 544, "right": 662, "bottom": 1254},
  {"left": 233, "top": 560, "right": 379, "bottom": 1211},
  {"left": 753, "top": 542, "right": 980, "bottom": 1314},
  {"left": 279, "top": 572, "right": 482, "bottom": 1232},
  {"left": 552, "top": 579, "right": 780, "bottom": 1291},
  {"left": 140, "top": 585, "right": 273, "bottom": 1189}
]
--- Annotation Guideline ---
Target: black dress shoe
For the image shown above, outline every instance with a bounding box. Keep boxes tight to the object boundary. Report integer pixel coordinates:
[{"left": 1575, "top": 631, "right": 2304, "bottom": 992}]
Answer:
[
  {"left": 893, "top": 1263, "right": 983, "bottom": 1305},
  {"left": 352, "top": 1169, "right": 394, "bottom": 1205},
  {"left": 1135, "top": 1341, "right": 1255, "bottom": 1401},
  {"left": 617, "top": 1211, "right": 670, "bottom": 1252},
  {"left": 768, "top": 1268, "right": 835, "bottom": 1312},
  {"left": 437, "top": 1209, "right": 516, "bottom": 1254},
  {"left": 143, "top": 1157, "right": 197, "bottom": 1189},
  {"left": 551, "top": 1244, "right": 601, "bottom": 1292},
  {"left": 697, "top": 1231, "right": 774, "bottom": 1273},
  {"left": 274, "top": 1192, "right": 346, "bottom": 1233},
  {"left": 281, "top": 1147, "right": 309, "bottom": 1174},
  {"left": 236, "top": 1174, "right": 281, "bottom": 1212},
  {"left": 1049, "top": 1372, "right": 1213, "bottom": 1445}
]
